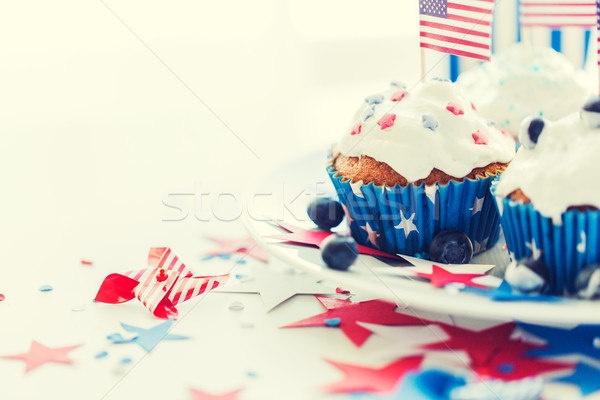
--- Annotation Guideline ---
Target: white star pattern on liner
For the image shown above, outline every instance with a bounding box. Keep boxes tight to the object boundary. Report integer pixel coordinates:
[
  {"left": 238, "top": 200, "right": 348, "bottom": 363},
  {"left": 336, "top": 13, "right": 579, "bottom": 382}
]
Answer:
[
  {"left": 471, "top": 196, "right": 485, "bottom": 216},
  {"left": 361, "top": 222, "right": 380, "bottom": 247},
  {"left": 473, "top": 237, "right": 489, "bottom": 254},
  {"left": 350, "top": 181, "right": 365, "bottom": 198},
  {"left": 577, "top": 231, "right": 587, "bottom": 254},
  {"left": 526, "top": 238, "right": 542, "bottom": 260},
  {"left": 394, "top": 211, "right": 419, "bottom": 239},
  {"left": 424, "top": 184, "right": 438, "bottom": 204},
  {"left": 341, "top": 203, "right": 354, "bottom": 224}
]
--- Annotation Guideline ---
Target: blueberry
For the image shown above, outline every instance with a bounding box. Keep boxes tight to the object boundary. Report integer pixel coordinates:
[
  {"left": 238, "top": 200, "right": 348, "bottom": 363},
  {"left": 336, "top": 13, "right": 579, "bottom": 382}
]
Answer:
[
  {"left": 504, "top": 258, "right": 550, "bottom": 294},
  {"left": 307, "top": 198, "right": 345, "bottom": 230},
  {"left": 321, "top": 235, "right": 358, "bottom": 271},
  {"left": 422, "top": 114, "right": 439, "bottom": 131},
  {"left": 581, "top": 96, "right": 600, "bottom": 129},
  {"left": 518, "top": 117, "right": 545, "bottom": 149},
  {"left": 575, "top": 263, "right": 600, "bottom": 299},
  {"left": 429, "top": 230, "right": 473, "bottom": 264}
]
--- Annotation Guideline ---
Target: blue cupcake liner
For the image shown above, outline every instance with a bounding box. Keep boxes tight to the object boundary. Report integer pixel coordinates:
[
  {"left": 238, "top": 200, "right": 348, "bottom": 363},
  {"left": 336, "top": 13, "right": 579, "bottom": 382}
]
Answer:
[
  {"left": 327, "top": 160, "right": 501, "bottom": 257},
  {"left": 491, "top": 182, "right": 600, "bottom": 294}
]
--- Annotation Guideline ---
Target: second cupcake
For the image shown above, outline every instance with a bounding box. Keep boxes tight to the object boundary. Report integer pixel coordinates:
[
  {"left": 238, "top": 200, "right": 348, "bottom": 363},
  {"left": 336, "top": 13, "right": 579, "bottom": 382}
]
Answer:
[{"left": 328, "top": 79, "right": 516, "bottom": 257}]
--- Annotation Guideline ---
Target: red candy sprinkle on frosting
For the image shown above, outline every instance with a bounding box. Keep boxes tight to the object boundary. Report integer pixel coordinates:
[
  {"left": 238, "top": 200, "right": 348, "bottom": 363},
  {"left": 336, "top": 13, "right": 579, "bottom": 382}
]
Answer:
[
  {"left": 391, "top": 89, "right": 407, "bottom": 102},
  {"left": 350, "top": 121, "right": 362, "bottom": 136},
  {"left": 471, "top": 102, "right": 477, "bottom": 111},
  {"left": 377, "top": 113, "right": 396, "bottom": 130},
  {"left": 472, "top": 130, "right": 488, "bottom": 145},
  {"left": 446, "top": 102, "right": 464, "bottom": 116}
]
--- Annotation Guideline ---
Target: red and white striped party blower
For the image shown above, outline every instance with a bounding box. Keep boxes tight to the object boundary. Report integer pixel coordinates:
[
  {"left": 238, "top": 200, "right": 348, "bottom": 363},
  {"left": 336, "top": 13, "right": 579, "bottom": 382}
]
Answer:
[{"left": 94, "top": 247, "right": 229, "bottom": 318}]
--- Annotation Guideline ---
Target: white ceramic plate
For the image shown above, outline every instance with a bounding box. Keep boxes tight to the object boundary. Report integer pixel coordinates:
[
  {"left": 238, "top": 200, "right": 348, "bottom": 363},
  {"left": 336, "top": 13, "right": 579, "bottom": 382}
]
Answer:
[{"left": 243, "top": 149, "right": 600, "bottom": 324}]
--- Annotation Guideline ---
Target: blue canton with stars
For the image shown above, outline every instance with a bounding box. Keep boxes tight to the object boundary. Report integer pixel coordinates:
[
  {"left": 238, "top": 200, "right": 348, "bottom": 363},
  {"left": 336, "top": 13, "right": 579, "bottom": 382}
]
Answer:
[{"left": 420, "top": 0, "right": 447, "bottom": 18}]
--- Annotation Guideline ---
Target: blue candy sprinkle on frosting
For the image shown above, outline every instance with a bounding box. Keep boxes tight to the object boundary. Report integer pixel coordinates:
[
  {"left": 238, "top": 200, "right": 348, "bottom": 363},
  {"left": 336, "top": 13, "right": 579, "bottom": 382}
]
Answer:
[
  {"left": 365, "top": 94, "right": 384, "bottom": 105},
  {"left": 120, "top": 357, "right": 133, "bottom": 364},
  {"left": 487, "top": 120, "right": 496, "bottom": 126},
  {"left": 95, "top": 351, "right": 108, "bottom": 359},
  {"left": 362, "top": 106, "right": 375, "bottom": 121},
  {"left": 324, "top": 317, "right": 341, "bottom": 327},
  {"left": 422, "top": 114, "right": 439, "bottom": 131},
  {"left": 39, "top": 285, "right": 53, "bottom": 292},
  {"left": 390, "top": 81, "right": 407, "bottom": 89}
]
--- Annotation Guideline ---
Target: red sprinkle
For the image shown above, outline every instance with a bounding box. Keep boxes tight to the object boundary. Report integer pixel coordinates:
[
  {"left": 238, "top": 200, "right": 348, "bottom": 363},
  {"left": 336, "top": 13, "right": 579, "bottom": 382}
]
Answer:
[
  {"left": 156, "top": 269, "right": 168, "bottom": 282},
  {"left": 446, "top": 102, "right": 464, "bottom": 116},
  {"left": 471, "top": 102, "right": 477, "bottom": 111},
  {"left": 377, "top": 113, "right": 396, "bottom": 130},
  {"left": 472, "top": 130, "right": 488, "bottom": 145},
  {"left": 390, "top": 89, "right": 407, "bottom": 102},
  {"left": 0, "top": 294, "right": 5, "bottom": 302},
  {"left": 350, "top": 121, "right": 362, "bottom": 136},
  {"left": 81, "top": 259, "right": 93, "bottom": 265}
]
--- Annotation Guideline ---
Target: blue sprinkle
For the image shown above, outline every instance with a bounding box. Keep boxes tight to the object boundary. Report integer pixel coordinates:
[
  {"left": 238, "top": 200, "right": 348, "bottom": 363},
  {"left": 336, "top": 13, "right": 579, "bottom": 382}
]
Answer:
[
  {"left": 432, "top": 77, "right": 450, "bottom": 82},
  {"left": 246, "top": 371, "right": 258, "bottom": 378},
  {"left": 95, "top": 351, "right": 108, "bottom": 359},
  {"left": 505, "top": 119, "right": 510, "bottom": 125},
  {"left": 487, "top": 120, "right": 496, "bottom": 126},
  {"left": 39, "top": 285, "right": 53, "bottom": 292},
  {"left": 497, "top": 363, "right": 515, "bottom": 374},
  {"left": 201, "top": 255, "right": 215, "bottom": 261},
  {"left": 365, "top": 94, "right": 384, "bottom": 105},
  {"left": 235, "top": 258, "right": 247, "bottom": 264},
  {"left": 362, "top": 106, "right": 375, "bottom": 121},
  {"left": 218, "top": 254, "right": 231, "bottom": 260},
  {"left": 324, "top": 317, "right": 341, "bottom": 327},
  {"left": 235, "top": 274, "right": 249, "bottom": 280},
  {"left": 422, "top": 114, "right": 439, "bottom": 131},
  {"left": 533, "top": 65, "right": 540, "bottom": 71},
  {"left": 390, "top": 81, "right": 407, "bottom": 89},
  {"left": 120, "top": 357, "right": 133, "bottom": 364},
  {"left": 538, "top": 110, "right": 544, "bottom": 116}
]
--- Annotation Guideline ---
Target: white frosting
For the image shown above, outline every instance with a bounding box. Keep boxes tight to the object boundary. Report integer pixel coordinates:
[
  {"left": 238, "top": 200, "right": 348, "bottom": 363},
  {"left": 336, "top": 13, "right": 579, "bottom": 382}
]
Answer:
[
  {"left": 457, "top": 44, "right": 591, "bottom": 138},
  {"left": 335, "top": 80, "right": 516, "bottom": 182},
  {"left": 495, "top": 112, "right": 600, "bottom": 224}
]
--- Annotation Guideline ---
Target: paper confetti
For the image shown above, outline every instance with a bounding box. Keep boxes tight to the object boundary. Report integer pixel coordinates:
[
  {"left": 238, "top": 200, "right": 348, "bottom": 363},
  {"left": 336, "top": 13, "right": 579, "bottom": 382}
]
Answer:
[
  {"left": 190, "top": 388, "right": 243, "bottom": 400},
  {"left": 282, "top": 296, "right": 425, "bottom": 347},
  {"left": 107, "top": 319, "right": 188, "bottom": 352},
  {"left": 324, "top": 355, "right": 424, "bottom": 394},
  {"left": 518, "top": 322, "right": 600, "bottom": 361},
  {"left": 555, "top": 362, "right": 600, "bottom": 396},
  {"left": 3, "top": 340, "right": 80, "bottom": 373},
  {"left": 416, "top": 265, "right": 488, "bottom": 289}
]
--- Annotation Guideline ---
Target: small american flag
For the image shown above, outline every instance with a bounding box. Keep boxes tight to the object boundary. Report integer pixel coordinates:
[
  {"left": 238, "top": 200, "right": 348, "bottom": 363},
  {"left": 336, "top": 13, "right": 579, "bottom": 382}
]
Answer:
[
  {"left": 419, "top": 0, "right": 495, "bottom": 61},
  {"left": 520, "top": 0, "right": 596, "bottom": 27}
]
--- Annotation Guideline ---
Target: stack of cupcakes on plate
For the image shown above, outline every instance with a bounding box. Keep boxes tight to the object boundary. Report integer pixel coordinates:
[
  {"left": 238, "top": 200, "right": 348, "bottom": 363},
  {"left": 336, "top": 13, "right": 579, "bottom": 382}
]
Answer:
[{"left": 328, "top": 79, "right": 516, "bottom": 258}]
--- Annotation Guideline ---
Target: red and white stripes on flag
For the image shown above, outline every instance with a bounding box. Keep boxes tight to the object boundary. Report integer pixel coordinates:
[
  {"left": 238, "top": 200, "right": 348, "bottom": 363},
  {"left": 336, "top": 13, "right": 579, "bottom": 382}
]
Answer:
[
  {"left": 127, "top": 248, "right": 225, "bottom": 313},
  {"left": 520, "top": 0, "right": 596, "bottom": 27},
  {"left": 419, "top": 0, "right": 495, "bottom": 61}
]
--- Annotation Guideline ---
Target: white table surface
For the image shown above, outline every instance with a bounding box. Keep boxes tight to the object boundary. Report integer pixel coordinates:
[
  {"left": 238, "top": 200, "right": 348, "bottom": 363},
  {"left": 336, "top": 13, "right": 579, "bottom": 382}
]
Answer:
[{"left": 0, "top": 2, "right": 597, "bottom": 399}]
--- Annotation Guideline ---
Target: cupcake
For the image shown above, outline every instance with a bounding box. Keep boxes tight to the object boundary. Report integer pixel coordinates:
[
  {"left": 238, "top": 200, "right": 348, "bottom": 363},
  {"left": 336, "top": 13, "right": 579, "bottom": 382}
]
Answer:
[
  {"left": 493, "top": 98, "right": 600, "bottom": 294},
  {"left": 328, "top": 79, "right": 516, "bottom": 257},
  {"left": 457, "top": 44, "right": 591, "bottom": 138}
]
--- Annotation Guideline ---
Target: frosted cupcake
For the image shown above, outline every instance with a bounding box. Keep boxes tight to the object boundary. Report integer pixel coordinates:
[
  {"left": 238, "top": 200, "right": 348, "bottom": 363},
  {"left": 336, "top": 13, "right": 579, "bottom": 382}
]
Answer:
[
  {"left": 493, "top": 98, "right": 600, "bottom": 294},
  {"left": 457, "top": 44, "right": 591, "bottom": 138},
  {"left": 328, "top": 79, "right": 516, "bottom": 257}
]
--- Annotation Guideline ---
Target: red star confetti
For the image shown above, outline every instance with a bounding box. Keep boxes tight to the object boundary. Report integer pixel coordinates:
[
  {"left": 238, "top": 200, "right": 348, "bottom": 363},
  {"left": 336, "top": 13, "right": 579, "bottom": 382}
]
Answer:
[
  {"left": 475, "top": 353, "right": 573, "bottom": 381},
  {"left": 3, "top": 340, "right": 80, "bottom": 372},
  {"left": 190, "top": 388, "right": 242, "bottom": 400},
  {"left": 377, "top": 113, "right": 396, "bottom": 130},
  {"left": 391, "top": 89, "right": 407, "bottom": 102},
  {"left": 421, "top": 322, "right": 516, "bottom": 367},
  {"left": 206, "top": 237, "right": 268, "bottom": 263},
  {"left": 472, "top": 130, "right": 488, "bottom": 145},
  {"left": 267, "top": 222, "right": 405, "bottom": 260},
  {"left": 416, "top": 265, "right": 488, "bottom": 289},
  {"left": 350, "top": 121, "right": 362, "bottom": 136},
  {"left": 282, "top": 295, "right": 425, "bottom": 346},
  {"left": 446, "top": 102, "right": 464, "bottom": 116},
  {"left": 324, "top": 355, "right": 424, "bottom": 394}
]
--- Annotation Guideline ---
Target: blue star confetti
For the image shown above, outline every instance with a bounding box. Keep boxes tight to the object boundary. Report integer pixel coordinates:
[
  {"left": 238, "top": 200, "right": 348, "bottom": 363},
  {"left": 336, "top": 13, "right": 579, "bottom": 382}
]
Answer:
[
  {"left": 555, "top": 362, "right": 600, "bottom": 396},
  {"left": 108, "top": 320, "right": 189, "bottom": 352},
  {"left": 422, "top": 114, "right": 439, "bottom": 131},
  {"left": 518, "top": 322, "right": 600, "bottom": 361}
]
